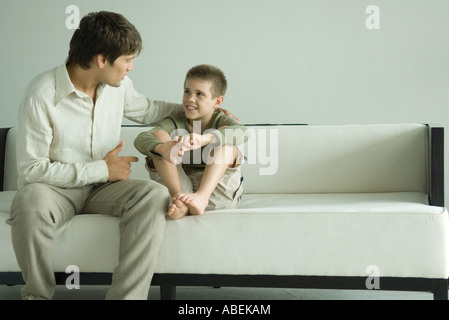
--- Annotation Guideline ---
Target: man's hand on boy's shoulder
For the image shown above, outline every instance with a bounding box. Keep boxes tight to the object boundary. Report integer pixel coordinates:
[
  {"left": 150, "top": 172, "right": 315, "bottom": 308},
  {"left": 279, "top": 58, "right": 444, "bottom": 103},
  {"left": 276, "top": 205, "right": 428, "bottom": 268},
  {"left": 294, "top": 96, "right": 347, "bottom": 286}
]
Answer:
[{"left": 217, "top": 107, "right": 240, "bottom": 122}]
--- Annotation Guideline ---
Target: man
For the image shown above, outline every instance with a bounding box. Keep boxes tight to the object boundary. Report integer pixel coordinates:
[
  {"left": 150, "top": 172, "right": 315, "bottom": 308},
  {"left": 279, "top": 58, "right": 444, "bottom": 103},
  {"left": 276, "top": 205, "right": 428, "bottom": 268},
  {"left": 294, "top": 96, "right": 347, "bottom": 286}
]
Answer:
[{"left": 7, "top": 11, "right": 203, "bottom": 300}]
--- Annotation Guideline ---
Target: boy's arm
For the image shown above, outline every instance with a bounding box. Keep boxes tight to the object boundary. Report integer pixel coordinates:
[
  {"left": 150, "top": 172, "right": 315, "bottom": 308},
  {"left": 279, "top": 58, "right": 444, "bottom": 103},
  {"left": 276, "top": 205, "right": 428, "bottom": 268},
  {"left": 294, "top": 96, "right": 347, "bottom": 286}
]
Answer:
[
  {"left": 134, "top": 118, "right": 183, "bottom": 163},
  {"left": 152, "top": 130, "right": 184, "bottom": 163},
  {"left": 177, "top": 132, "right": 215, "bottom": 150},
  {"left": 177, "top": 120, "right": 248, "bottom": 154},
  {"left": 177, "top": 114, "right": 247, "bottom": 151}
]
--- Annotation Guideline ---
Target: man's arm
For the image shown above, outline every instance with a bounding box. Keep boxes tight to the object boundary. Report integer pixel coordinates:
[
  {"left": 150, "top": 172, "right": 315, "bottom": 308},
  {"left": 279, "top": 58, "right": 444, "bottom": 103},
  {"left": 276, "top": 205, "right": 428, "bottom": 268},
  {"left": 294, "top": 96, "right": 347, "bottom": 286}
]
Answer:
[
  {"left": 17, "top": 96, "right": 108, "bottom": 188},
  {"left": 122, "top": 77, "right": 239, "bottom": 125},
  {"left": 122, "top": 77, "right": 183, "bottom": 125},
  {"left": 17, "top": 96, "right": 136, "bottom": 188}
]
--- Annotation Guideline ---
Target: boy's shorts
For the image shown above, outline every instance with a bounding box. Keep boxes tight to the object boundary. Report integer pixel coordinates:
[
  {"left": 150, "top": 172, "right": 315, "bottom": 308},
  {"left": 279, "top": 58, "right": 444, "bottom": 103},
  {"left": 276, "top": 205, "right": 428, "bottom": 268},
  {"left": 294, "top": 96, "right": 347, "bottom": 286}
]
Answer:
[{"left": 145, "top": 157, "right": 244, "bottom": 211}]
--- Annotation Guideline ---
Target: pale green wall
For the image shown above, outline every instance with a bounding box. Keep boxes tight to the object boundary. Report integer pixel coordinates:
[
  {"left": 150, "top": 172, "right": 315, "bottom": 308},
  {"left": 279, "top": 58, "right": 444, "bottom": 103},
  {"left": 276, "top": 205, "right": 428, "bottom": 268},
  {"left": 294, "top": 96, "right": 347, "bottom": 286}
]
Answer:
[{"left": 1, "top": 0, "right": 449, "bottom": 197}]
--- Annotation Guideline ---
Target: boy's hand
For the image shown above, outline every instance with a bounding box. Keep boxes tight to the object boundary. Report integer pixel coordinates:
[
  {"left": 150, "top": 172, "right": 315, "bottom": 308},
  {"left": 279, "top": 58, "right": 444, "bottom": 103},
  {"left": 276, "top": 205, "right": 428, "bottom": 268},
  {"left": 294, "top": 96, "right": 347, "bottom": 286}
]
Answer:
[
  {"left": 104, "top": 141, "right": 139, "bottom": 181},
  {"left": 178, "top": 133, "right": 215, "bottom": 150}
]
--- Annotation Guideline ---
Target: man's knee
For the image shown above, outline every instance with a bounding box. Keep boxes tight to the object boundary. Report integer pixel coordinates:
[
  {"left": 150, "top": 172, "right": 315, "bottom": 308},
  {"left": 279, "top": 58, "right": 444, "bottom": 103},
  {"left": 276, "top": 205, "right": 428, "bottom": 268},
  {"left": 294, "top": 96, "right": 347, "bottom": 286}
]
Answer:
[
  {"left": 11, "top": 183, "right": 52, "bottom": 215},
  {"left": 122, "top": 180, "right": 170, "bottom": 226},
  {"left": 138, "top": 179, "right": 170, "bottom": 203},
  {"left": 123, "top": 179, "right": 170, "bottom": 208},
  {"left": 9, "top": 183, "right": 72, "bottom": 228},
  {"left": 132, "top": 179, "right": 168, "bottom": 193}
]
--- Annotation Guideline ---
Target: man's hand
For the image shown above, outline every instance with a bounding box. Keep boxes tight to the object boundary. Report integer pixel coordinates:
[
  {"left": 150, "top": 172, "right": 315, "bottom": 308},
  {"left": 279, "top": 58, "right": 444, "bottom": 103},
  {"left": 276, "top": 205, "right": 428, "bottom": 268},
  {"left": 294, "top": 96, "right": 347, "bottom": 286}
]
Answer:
[
  {"left": 217, "top": 107, "right": 240, "bottom": 122},
  {"left": 104, "top": 141, "right": 139, "bottom": 181}
]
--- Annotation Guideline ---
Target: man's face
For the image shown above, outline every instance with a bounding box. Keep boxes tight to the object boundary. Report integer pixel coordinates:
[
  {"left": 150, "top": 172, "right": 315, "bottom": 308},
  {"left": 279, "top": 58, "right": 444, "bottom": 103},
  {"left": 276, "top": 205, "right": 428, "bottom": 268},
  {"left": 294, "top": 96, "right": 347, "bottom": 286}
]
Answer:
[{"left": 103, "top": 54, "right": 135, "bottom": 87}]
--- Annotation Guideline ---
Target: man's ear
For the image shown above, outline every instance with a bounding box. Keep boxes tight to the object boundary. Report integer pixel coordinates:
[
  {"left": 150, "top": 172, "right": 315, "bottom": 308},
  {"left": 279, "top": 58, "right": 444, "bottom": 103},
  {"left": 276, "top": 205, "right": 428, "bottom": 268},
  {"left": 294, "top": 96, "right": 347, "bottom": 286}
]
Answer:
[{"left": 95, "top": 54, "right": 108, "bottom": 69}]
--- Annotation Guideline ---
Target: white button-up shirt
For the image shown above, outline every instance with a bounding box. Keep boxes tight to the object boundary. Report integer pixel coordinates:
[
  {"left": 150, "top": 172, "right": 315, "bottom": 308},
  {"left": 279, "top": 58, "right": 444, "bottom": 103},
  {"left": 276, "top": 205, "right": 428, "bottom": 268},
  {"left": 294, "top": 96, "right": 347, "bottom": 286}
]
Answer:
[{"left": 17, "top": 63, "right": 181, "bottom": 189}]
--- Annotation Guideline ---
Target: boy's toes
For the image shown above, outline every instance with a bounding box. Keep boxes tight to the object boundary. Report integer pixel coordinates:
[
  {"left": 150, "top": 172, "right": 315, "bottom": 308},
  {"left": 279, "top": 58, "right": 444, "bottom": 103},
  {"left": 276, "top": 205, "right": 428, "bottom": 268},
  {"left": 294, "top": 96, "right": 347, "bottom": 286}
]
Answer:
[
  {"left": 172, "top": 193, "right": 183, "bottom": 201},
  {"left": 167, "top": 203, "right": 177, "bottom": 216},
  {"left": 168, "top": 199, "right": 190, "bottom": 220}
]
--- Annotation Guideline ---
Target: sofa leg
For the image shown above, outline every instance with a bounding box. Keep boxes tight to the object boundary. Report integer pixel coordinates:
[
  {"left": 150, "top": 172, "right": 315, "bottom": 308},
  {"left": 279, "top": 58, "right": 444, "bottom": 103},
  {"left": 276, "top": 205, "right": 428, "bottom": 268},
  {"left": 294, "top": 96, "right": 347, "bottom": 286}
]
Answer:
[
  {"left": 160, "top": 284, "right": 176, "bottom": 300},
  {"left": 432, "top": 279, "right": 448, "bottom": 300}
]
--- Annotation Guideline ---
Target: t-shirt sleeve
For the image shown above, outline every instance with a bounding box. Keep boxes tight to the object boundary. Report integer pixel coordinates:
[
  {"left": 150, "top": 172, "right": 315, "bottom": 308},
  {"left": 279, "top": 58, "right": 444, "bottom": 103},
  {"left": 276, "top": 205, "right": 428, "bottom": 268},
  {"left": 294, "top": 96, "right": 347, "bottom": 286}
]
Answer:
[
  {"left": 133, "top": 117, "right": 178, "bottom": 158},
  {"left": 210, "top": 113, "right": 250, "bottom": 146}
]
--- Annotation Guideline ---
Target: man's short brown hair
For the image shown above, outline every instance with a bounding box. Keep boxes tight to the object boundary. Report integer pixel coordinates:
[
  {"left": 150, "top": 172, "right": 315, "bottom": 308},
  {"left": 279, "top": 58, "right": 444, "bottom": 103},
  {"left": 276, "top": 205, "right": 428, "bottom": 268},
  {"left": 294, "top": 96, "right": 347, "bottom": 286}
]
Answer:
[
  {"left": 185, "top": 64, "right": 227, "bottom": 98},
  {"left": 67, "top": 11, "right": 142, "bottom": 69}
]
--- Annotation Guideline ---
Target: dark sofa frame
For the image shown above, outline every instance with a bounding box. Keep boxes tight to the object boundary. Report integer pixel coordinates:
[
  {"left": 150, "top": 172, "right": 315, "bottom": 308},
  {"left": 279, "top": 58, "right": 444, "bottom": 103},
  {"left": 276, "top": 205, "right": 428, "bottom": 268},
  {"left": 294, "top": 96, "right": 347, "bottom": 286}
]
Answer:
[{"left": 0, "top": 124, "right": 447, "bottom": 300}]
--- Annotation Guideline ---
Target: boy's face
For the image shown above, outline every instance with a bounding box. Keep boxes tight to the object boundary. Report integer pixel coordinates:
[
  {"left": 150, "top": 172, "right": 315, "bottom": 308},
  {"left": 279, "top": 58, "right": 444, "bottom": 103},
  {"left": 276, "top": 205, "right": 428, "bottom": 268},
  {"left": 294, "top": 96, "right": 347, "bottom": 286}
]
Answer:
[{"left": 183, "top": 78, "right": 223, "bottom": 124}]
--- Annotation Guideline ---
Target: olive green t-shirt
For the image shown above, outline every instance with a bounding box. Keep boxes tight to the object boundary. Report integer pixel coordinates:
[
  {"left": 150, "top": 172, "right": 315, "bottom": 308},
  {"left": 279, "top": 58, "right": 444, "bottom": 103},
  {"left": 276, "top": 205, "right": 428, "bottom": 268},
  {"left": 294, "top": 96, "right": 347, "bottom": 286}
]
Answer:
[{"left": 134, "top": 111, "right": 249, "bottom": 165}]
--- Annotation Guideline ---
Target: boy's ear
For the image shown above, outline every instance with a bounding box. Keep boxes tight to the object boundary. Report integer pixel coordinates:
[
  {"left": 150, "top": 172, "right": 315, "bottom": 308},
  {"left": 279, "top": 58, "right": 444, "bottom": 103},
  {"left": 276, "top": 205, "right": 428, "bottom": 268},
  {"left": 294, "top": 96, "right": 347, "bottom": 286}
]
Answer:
[{"left": 214, "top": 96, "right": 224, "bottom": 108}]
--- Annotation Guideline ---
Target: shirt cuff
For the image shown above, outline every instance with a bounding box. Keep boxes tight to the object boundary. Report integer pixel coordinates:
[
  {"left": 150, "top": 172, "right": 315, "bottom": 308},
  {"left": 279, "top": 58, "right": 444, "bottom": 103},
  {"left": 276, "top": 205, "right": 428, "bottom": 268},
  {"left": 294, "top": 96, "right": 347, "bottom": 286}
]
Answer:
[{"left": 86, "top": 160, "right": 109, "bottom": 184}]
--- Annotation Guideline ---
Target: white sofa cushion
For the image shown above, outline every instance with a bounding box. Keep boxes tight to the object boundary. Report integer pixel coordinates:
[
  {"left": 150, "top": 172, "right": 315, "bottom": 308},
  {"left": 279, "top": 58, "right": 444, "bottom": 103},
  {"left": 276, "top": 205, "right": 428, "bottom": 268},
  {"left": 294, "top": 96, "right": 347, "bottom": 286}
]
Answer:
[
  {"left": 1, "top": 191, "right": 447, "bottom": 279},
  {"left": 158, "top": 192, "right": 448, "bottom": 278}
]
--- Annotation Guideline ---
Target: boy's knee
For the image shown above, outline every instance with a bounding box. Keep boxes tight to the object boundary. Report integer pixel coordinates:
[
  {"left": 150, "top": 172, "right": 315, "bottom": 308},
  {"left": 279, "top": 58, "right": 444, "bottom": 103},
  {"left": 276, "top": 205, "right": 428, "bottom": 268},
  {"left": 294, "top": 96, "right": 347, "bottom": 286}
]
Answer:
[{"left": 207, "top": 145, "right": 240, "bottom": 166}]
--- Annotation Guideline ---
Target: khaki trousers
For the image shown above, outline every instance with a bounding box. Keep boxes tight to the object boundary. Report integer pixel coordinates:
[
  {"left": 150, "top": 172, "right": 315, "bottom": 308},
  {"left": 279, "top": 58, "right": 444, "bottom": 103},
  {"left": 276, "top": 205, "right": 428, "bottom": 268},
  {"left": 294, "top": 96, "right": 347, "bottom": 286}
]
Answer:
[
  {"left": 146, "top": 154, "right": 245, "bottom": 211},
  {"left": 7, "top": 179, "right": 170, "bottom": 300}
]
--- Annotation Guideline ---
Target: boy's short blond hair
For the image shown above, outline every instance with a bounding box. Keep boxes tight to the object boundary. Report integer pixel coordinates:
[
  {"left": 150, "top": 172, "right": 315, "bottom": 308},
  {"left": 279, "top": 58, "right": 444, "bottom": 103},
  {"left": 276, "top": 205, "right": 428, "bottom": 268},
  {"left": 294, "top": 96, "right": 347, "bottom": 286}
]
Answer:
[{"left": 185, "top": 64, "right": 227, "bottom": 98}]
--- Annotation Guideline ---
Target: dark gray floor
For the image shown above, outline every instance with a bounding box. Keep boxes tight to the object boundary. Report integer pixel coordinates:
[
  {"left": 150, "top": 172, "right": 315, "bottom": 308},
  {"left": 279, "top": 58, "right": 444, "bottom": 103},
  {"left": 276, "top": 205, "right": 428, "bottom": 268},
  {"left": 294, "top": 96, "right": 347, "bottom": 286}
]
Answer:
[{"left": 0, "top": 284, "right": 434, "bottom": 300}]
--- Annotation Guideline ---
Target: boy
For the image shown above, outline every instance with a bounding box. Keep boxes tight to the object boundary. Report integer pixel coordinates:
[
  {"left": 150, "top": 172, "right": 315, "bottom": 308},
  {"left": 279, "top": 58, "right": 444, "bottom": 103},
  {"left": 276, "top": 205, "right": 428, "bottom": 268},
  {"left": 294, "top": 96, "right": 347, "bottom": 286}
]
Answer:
[{"left": 134, "top": 65, "right": 248, "bottom": 219}]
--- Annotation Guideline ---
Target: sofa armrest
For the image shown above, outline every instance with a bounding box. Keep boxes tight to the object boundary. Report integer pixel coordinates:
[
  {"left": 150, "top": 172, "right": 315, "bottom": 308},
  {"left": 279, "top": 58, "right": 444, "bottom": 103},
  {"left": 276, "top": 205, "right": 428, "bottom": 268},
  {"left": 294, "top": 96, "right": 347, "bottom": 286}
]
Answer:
[
  {"left": 428, "top": 124, "right": 444, "bottom": 207},
  {"left": 0, "top": 128, "right": 11, "bottom": 192}
]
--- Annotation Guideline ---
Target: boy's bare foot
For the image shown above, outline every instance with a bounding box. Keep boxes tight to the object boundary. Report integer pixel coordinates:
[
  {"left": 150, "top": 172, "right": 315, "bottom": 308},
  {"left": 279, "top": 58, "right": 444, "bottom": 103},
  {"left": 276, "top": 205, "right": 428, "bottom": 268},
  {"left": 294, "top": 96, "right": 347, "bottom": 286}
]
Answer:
[
  {"left": 175, "top": 192, "right": 209, "bottom": 215},
  {"left": 167, "top": 197, "right": 190, "bottom": 220}
]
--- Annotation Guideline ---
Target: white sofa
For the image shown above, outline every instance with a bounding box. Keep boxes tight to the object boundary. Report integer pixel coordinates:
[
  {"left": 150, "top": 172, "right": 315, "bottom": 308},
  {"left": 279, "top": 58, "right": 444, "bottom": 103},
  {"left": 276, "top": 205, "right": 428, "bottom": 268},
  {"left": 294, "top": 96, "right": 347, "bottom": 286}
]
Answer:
[{"left": 0, "top": 123, "right": 448, "bottom": 300}]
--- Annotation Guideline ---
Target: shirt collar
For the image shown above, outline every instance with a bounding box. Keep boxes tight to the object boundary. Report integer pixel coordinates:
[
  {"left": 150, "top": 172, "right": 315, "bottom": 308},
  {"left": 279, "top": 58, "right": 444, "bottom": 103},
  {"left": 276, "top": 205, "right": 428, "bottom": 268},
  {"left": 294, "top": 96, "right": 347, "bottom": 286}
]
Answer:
[
  {"left": 54, "top": 62, "right": 108, "bottom": 106},
  {"left": 54, "top": 62, "right": 77, "bottom": 106}
]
